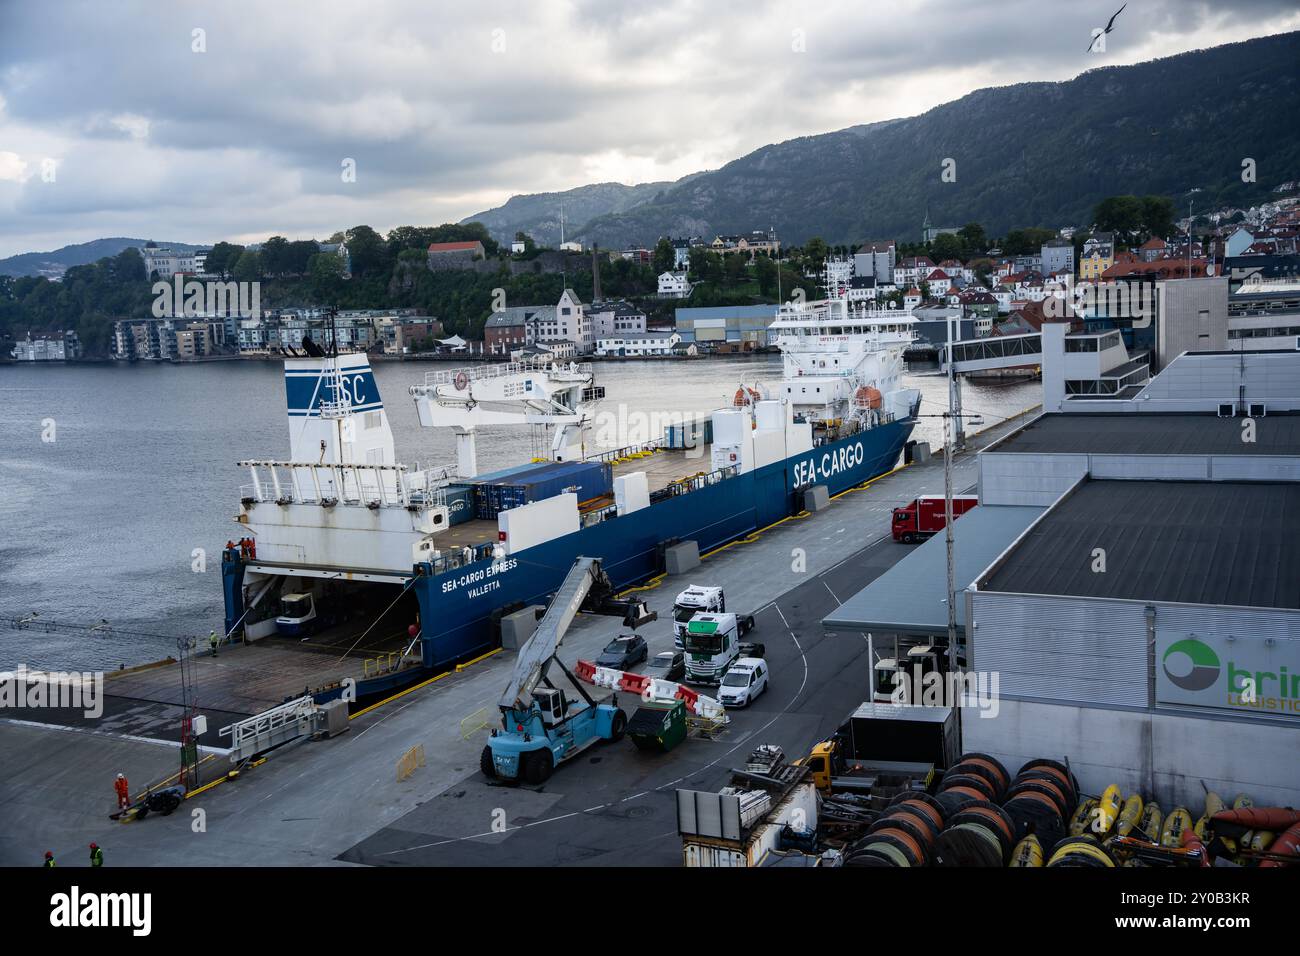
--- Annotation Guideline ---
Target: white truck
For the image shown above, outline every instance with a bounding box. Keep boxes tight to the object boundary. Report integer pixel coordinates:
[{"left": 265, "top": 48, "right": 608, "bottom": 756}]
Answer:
[
  {"left": 672, "top": 585, "right": 725, "bottom": 648},
  {"left": 681, "top": 612, "right": 761, "bottom": 685}
]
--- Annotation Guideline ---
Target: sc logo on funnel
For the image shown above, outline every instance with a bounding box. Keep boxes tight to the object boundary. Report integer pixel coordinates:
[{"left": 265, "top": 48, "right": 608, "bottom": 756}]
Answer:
[{"left": 1162, "top": 637, "right": 1221, "bottom": 692}]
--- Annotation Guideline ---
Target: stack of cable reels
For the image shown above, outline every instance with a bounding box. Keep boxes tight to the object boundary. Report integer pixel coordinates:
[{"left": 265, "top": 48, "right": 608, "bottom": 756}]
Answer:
[
  {"left": 843, "top": 792, "right": 946, "bottom": 867},
  {"left": 1000, "top": 758, "right": 1078, "bottom": 853}
]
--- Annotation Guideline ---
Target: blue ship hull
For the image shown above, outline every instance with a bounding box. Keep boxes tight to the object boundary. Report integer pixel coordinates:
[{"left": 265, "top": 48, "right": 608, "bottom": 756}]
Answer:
[{"left": 223, "top": 419, "right": 914, "bottom": 696}]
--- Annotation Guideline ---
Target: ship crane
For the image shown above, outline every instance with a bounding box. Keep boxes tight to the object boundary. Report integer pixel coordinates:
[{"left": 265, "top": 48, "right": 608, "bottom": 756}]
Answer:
[{"left": 408, "top": 361, "right": 601, "bottom": 478}]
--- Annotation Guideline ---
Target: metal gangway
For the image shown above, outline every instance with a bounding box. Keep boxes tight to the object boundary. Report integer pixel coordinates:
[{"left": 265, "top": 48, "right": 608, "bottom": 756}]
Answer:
[
  {"left": 938, "top": 332, "right": 1042, "bottom": 373},
  {"left": 218, "top": 695, "right": 322, "bottom": 762}
]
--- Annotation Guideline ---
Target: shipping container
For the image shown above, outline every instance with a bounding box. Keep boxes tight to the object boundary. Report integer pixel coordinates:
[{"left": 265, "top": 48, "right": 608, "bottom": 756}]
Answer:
[
  {"left": 664, "top": 418, "right": 714, "bottom": 450},
  {"left": 472, "top": 460, "right": 613, "bottom": 519},
  {"left": 441, "top": 485, "right": 476, "bottom": 525}
]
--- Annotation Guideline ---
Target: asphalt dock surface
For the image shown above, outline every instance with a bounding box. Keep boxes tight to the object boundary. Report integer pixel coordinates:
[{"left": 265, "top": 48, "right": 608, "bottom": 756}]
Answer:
[{"left": 0, "top": 407, "right": 1034, "bottom": 866}]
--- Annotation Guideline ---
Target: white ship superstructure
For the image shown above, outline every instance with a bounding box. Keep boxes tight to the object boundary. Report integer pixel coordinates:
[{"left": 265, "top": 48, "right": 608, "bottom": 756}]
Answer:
[{"left": 767, "top": 294, "right": 920, "bottom": 429}]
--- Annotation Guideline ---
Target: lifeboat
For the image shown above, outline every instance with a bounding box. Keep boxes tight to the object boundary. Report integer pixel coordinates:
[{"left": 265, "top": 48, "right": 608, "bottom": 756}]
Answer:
[
  {"left": 732, "top": 385, "right": 762, "bottom": 407},
  {"left": 853, "top": 385, "right": 883, "bottom": 410}
]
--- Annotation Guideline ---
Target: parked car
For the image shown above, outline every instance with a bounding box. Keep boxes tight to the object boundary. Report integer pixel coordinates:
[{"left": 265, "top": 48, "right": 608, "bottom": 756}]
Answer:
[
  {"left": 718, "top": 657, "right": 769, "bottom": 707},
  {"left": 596, "top": 634, "right": 649, "bottom": 669},
  {"left": 644, "top": 650, "right": 685, "bottom": 682}
]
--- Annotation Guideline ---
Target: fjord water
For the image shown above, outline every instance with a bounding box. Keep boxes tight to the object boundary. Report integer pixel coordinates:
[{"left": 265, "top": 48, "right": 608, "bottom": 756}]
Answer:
[{"left": 0, "top": 358, "right": 1036, "bottom": 670}]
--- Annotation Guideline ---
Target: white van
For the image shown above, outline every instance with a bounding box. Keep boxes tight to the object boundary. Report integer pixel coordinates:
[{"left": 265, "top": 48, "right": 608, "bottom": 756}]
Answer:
[{"left": 718, "top": 657, "right": 769, "bottom": 708}]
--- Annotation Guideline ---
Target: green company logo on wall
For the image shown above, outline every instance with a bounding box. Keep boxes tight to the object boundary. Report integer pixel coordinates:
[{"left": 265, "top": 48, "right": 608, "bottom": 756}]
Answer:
[{"left": 1162, "top": 637, "right": 1221, "bottom": 692}]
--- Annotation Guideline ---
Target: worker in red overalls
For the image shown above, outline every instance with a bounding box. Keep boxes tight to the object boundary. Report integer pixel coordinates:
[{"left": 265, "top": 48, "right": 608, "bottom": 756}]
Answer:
[
  {"left": 247, "top": 537, "right": 256, "bottom": 560},
  {"left": 113, "top": 772, "right": 130, "bottom": 810}
]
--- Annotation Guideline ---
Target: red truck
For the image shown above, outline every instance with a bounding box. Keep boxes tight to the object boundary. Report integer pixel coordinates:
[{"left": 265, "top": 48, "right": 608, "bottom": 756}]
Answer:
[{"left": 892, "top": 495, "right": 978, "bottom": 543}]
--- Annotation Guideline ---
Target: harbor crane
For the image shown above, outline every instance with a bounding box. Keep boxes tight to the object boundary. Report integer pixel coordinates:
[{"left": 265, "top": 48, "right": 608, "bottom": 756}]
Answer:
[{"left": 408, "top": 361, "right": 604, "bottom": 478}]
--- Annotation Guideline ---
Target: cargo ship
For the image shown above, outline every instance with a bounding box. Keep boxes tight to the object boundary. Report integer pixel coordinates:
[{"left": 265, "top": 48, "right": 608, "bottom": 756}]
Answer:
[{"left": 221, "top": 297, "right": 921, "bottom": 701}]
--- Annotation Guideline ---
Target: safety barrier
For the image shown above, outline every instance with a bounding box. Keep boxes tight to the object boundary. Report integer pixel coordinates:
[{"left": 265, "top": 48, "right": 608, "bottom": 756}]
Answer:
[
  {"left": 396, "top": 744, "right": 426, "bottom": 782},
  {"left": 575, "top": 659, "right": 726, "bottom": 721}
]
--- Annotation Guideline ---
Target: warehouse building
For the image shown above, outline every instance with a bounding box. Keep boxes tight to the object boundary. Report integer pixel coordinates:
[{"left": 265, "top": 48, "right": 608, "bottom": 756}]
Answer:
[
  {"left": 823, "top": 346, "right": 1300, "bottom": 807},
  {"left": 963, "top": 476, "right": 1299, "bottom": 807}
]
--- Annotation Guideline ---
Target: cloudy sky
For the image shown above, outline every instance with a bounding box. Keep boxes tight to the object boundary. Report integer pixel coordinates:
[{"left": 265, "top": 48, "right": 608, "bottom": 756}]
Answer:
[{"left": 1, "top": 0, "right": 1296, "bottom": 257}]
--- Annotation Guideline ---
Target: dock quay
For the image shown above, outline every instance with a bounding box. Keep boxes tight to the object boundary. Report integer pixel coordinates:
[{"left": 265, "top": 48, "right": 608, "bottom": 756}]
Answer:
[{"left": 0, "top": 407, "right": 1037, "bottom": 867}]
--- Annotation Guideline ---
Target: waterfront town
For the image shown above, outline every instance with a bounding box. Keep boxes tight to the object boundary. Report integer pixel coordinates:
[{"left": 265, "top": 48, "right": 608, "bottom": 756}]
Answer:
[
  {"left": 6, "top": 189, "right": 1300, "bottom": 368},
  {"left": 3, "top": 2, "right": 1300, "bottom": 927}
]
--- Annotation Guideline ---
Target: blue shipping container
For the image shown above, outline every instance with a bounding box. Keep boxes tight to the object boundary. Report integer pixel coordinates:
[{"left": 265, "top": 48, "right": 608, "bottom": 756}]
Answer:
[
  {"left": 475, "top": 460, "right": 613, "bottom": 518},
  {"left": 441, "top": 485, "right": 476, "bottom": 525}
]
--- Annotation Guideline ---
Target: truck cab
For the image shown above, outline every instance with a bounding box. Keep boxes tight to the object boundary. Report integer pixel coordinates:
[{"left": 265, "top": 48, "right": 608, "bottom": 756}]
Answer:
[
  {"left": 682, "top": 612, "right": 760, "bottom": 685},
  {"left": 275, "top": 592, "right": 318, "bottom": 636},
  {"left": 672, "top": 585, "right": 725, "bottom": 648},
  {"left": 891, "top": 495, "right": 979, "bottom": 543}
]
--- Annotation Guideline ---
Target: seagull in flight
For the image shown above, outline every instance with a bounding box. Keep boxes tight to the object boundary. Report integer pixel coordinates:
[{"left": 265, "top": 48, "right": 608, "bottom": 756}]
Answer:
[{"left": 1088, "top": 3, "right": 1127, "bottom": 52}]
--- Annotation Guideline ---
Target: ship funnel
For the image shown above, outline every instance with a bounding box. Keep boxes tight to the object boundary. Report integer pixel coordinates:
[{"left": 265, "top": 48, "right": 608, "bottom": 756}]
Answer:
[{"left": 284, "top": 353, "right": 396, "bottom": 466}]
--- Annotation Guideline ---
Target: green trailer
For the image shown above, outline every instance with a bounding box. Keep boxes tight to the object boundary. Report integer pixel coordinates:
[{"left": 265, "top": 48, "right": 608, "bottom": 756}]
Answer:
[{"left": 627, "top": 699, "right": 688, "bottom": 752}]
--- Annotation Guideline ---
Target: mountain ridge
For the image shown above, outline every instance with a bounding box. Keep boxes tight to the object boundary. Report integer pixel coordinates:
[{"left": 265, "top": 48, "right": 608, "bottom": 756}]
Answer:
[{"left": 464, "top": 32, "right": 1300, "bottom": 248}]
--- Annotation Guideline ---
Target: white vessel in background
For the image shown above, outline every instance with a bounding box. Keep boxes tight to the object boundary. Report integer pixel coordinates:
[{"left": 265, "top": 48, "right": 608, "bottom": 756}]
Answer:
[{"left": 758, "top": 271, "right": 921, "bottom": 434}]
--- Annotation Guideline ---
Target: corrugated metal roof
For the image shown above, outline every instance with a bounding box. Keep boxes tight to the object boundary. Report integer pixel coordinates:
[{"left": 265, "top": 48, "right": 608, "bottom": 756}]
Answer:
[
  {"left": 821, "top": 505, "right": 1046, "bottom": 635},
  {"left": 990, "top": 413, "right": 1300, "bottom": 456},
  {"left": 983, "top": 479, "right": 1300, "bottom": 609}
]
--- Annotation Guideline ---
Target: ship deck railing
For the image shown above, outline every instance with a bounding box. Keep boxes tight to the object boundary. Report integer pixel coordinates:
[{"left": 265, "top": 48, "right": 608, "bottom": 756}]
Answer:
[
  {"left": 239, "top": 460, "right": 447, "bottom": 511},
  {"left": 418, "top": 360, "right": 594, "bottom": 390}
]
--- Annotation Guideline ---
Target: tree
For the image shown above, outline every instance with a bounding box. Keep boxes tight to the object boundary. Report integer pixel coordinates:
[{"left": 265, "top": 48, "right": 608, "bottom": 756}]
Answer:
[
  {"left": 756, "top": 255, "right": 778, "bottom": 297},
  {"left": 803, "top": 237, "right": 829, "bottom": 272},
  {"left": 652, "top": 237, "right": 674, "bottom": 274},
  {"left": 260, "top": 236, "right": 290, "bottom": 277},
  {"left": 344, "top": 225, "right": 389, "bottom": 278},
  {"left": 308, "top": 253, "right": 345, "bottom": 298},
  {"left": 1141, "top": 195, "right": 1176, "bottom": 240},
  {"left": 205, "top": 242, "right": 244, "bottom": 278},
  {"left": 232, "top": 250, "right": 261, "bottom": 282},
  {"left": 285, "top": 240, "right": 319, "bottom": 275},
  {"left": 957, "top": 222, "right": 987, "bottom": 255},
  {"left": 929, "top": 233, "right": 964, "bottom": 262},
  {"left": 1093, "top": 195, "right": 1147, "bottom": 246},
  {"left": 1002, "top": 227, "right": 1056, "bottom": 256}
]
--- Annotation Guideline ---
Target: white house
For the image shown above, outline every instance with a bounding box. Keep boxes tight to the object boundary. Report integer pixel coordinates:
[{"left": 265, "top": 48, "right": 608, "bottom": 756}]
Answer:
[
  {"left": 923, "top": 268, "right": 952, "bottom": 296},
  {"left": 658, "top": 271, "right": 691, "bottom": 298},
  {"left": 528, "top": 289, "right": 592, "bottom": 353},
  {"left": 594, "top": 331, "right": 682, "bottom": 357}
]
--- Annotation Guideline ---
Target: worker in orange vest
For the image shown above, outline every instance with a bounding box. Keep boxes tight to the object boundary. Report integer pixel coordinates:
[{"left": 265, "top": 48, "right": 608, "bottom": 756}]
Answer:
[{"left": 113, "top": 772, "right": 130, "bottom": 810}]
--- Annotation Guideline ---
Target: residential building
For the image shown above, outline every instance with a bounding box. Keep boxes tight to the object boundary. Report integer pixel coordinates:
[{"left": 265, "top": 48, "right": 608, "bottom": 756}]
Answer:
[
  {"left": 1079, "top": 232, "right": 1115, "bottom": 281},
  {"left": 1138, "top": 237, "right": 1166, "bottom": 262},
  {"left": 670, "top": 237, "right": 692, "bottom": 270},
  {"left": 658, "top": 271, "right": 691, "bottom": 298},
  {"left": 923, "top": 268, "right": 952, "bottom": 296},
  {"left": 140, "top": 243, "right": 196, "bottom": 279},
  {"left": 894, "top": 256, "right": 935, "bottom": 287},
  {"left": 594, "top": 331, "right": 683, "bottom": 357},
  {"left": 587, "top": 300, "right": 647, "bottom": 338},
  {"left": 485, "top": 307, "right": 544, "bottom": 355},
  {"left": 853, "top": 241, "right": 896, "bottom": 283},
  {"left": 709, "top": 230, "right": 779, "bottom": 257},
  {"left": 10, "top": 330, "right": 81, "bottom": 362},
  {"left": 1041, "top": 239, "right": 1075, "bottom": 276},
  {"left": 1224, "top": 227, "right": 1256, "bottom": 258},
  {"left": 379, "top": 315, "right": 444, "bottom": 354}
]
